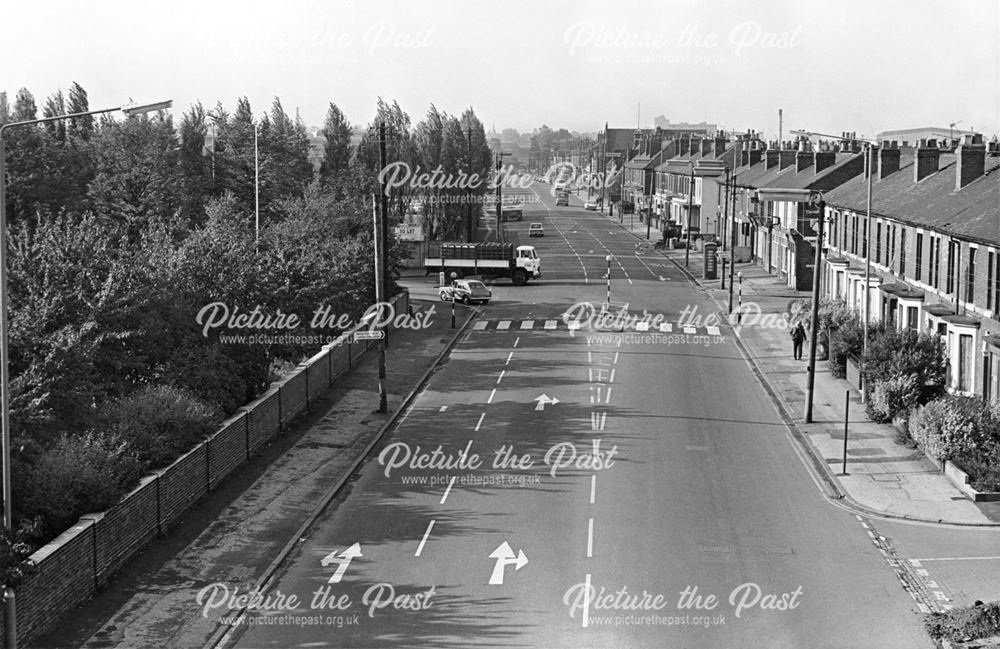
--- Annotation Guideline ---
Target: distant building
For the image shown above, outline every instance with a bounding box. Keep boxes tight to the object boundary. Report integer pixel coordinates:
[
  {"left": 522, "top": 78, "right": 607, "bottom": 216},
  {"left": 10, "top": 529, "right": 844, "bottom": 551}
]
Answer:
[{"left": 877, "top": 126, "right": 978, "bottom": 149}]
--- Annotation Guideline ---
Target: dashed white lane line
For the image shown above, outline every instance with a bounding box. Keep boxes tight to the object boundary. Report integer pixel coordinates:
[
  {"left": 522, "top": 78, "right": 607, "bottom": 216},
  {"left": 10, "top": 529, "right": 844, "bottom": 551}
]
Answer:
[
  {"left": 415, "top": 520, "right": 435, "bottom": 556},
  {"left": 505, "top": 351, "right": 514, "bottom": 365},
  {"left": 582, "top": 573, "right": 592, "bottom": 628},
  {"left": 439, "top": 405, "right": 448, "bottom": 412},
  {"left": 590, "top": 475, "right": 597, "bottom": 504},
  {"left": 497, "top": 370, "right": 506, "bottom": 384},
  {"left": 487, "top": 388, "right": 496, "bottom": 404},
  {"left": 440, "top": 477, "right": 456, "bottom": 504},
  {"left": 513, "top": 337, "right": 520, "bottom": 348},
  {"left": 587, "top": 518, "right": 595, "bottom": 558},
  {"left": 475, "top": 412, "right": 486, "bottom": 431}
]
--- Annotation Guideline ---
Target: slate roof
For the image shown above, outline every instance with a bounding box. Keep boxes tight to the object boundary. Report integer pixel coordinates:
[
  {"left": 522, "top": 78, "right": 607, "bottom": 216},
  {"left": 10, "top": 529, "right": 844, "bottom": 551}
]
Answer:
[{"left": 822, "top": 150, "right": 1000, "bottom": 246}]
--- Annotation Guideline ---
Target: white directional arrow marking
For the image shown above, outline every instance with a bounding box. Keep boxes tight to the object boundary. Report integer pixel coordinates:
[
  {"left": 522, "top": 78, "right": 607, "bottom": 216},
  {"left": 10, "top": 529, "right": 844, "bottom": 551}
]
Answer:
[
  {"left": 534, "top": 394, "right": 560, "bottom": 411},
  {"left": 321, "top": 542, "right": 362, "bottom": 584},
  {"left": 489, "top": 541, "right": 529, "bottom": 585}
]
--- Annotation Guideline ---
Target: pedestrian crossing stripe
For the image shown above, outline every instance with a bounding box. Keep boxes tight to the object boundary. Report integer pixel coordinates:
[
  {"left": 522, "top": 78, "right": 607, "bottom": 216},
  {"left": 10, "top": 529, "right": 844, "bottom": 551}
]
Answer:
[{"left": 469, "top": 319, "right": 728, "bottom": 336}]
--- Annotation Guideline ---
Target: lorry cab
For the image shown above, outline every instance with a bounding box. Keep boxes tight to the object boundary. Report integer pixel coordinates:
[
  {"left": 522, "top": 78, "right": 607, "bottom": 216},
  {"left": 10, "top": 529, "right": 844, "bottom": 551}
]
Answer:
[{"left": 514, "top": 245, "right": 542, "bottom": 284}]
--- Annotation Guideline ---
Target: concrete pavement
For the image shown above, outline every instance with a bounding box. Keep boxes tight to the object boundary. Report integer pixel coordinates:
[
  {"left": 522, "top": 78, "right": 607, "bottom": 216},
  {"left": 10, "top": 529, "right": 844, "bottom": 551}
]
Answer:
[{"left": 598, "top": 206, "right": 1000, "bottom": 527}]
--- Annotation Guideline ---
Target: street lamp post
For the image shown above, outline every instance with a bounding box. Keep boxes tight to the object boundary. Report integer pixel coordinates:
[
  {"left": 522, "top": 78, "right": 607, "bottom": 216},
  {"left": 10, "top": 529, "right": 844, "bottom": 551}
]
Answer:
[{"left": 0, "top": 99, "right": 171, "bottom": 648}]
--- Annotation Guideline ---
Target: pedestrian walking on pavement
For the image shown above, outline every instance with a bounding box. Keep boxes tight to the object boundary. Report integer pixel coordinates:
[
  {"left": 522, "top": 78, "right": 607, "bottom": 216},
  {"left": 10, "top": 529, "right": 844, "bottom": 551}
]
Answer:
[{"left": 790, "top": 321, "right": 806, "bottom": 360}]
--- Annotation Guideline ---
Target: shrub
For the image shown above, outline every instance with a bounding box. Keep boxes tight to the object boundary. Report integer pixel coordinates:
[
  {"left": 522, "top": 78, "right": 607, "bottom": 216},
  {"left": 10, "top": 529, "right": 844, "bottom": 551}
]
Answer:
[
  {"left": 953, "top": 452, "right": 1000, "bottom": 493},
  {"left": 16, "top": 431, "right": 142, "bottom": 538},
  {"left": 0, "top": 518, "right": 42, "bottom": 589},
  {"left": 866, "top": 375, "right": 920, "bottom": 423},
  {"left": 862, "top": 326, "right": 946, "bottom": 405},
  {"left": 103, "top": 384, "right": 219, "bottom": 470},
  {"left": 925, "top": 601, "right": 1000, "bottom": 641},
  {"left": 828, "top": 317, "right": 865, "bottom": 378},
  {"left": 909, "top": 395, "right": 999, "bottom": 463}
]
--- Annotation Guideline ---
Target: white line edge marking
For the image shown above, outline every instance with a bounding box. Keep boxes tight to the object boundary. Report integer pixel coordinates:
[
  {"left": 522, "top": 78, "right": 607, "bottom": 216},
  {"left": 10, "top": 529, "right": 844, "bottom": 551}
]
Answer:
[
  {"left": 487, "top": 388, "right": 496, "bottom": 404},
  {"left": 440, "top": 477, "right": 456, "bottom": 504},
  {"left": 415, "top": 519, "right": 435, "bottom": 556},
  {"left": 475, "top": 412, "right": 486, "bottom": 431},
  {"left": 587, "top": 518, "right": 594, "bottom": 558}
]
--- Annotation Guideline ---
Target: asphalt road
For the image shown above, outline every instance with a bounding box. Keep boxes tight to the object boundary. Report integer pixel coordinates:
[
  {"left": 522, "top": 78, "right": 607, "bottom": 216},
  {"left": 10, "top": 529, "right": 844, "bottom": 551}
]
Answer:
[{"left": 227, "top": 184, "right": 933, "bottom": 648}]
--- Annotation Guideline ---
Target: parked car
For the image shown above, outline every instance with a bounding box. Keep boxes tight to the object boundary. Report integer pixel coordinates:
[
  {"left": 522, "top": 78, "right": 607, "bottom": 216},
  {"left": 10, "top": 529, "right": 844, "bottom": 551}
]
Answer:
[
  {"left": 584, "top": 200, "right": 598, "bottom": 211},
  {"left": 555, "top": 193, "right": 569, "bottom": 206},
  {"left": 439, "top": 279, "right": 492, "bottom": 304},
  {"left": 528, "top": 223, "right": 544, "bottom": 237}
]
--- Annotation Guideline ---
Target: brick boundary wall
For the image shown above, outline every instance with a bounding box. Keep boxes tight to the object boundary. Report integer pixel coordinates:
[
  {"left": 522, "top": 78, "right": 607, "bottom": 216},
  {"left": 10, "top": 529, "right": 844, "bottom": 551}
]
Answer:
[{"left": 1, "top": 291, "right": 409, "bottom": 648}]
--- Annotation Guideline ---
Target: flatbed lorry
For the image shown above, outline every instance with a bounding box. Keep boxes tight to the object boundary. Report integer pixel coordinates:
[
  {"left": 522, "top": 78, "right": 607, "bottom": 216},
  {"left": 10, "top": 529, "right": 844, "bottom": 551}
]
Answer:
[{"left": 424, "top": 242, "right": 541, "bottom": 285}]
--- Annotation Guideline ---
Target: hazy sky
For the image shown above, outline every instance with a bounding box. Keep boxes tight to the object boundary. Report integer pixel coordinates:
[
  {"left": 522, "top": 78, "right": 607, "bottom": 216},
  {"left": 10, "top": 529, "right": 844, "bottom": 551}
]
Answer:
[{"left": 3, "top": 0, "right": 998, "bottom": 141}]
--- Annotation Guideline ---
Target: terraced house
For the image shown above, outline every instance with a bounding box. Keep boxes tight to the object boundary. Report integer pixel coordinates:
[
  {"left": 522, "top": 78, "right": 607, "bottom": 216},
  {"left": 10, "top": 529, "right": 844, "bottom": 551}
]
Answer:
[{"left": 820, "top": 134, "right": 1000, "bottom": 400}]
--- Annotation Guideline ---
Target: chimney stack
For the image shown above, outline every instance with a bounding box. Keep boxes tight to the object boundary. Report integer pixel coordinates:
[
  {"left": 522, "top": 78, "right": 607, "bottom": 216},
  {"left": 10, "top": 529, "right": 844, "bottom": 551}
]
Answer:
[
  {"left": 914, "top": 138, "right": 941, "bottom": 182},
  {"left": 679, "top": 136, "right": 690, "bottom": 156},
  {"left": 956, "top": 133, "right": 987, "bottom": 189},
  {"left": 714, "top": 136, "right": 728, "bottom": 157},
  {"left": 795, "top": 139, "right": 813, "bottom": 173},
  {"left": 778, "top": 143, "right": 796, "bottom": 169},
  {"left": 765, "top": 143, "right": 780, "bottom": 169},
  {"left": 878, "top": 143, "right": 900, "bottom": 179},
  {"left": 814, "top": 150, "right": 836, "bottom": 173},
  {"left": 700, "top": 138, "right": 713, "bottom": 156}
]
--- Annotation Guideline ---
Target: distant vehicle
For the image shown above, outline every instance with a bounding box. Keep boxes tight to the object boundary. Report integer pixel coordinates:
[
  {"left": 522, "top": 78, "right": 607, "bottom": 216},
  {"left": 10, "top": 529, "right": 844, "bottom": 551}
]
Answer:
[
  {"left": 528, "top": 223, "right": 544, "bottom": 237},
  {"left": 554, "top": 181, "right": 566, "bottom": 192},
  {"left": 439, "top": 279, "right": 492, "bottom": 304},
  {"left": 555, "top": 193, "right": 569, "bottom": 206},
  {"left": 425, "top": 242, "right": 542, "bottom": 285},
  {"left": 501, "top": 204, "right": 523, "bottom": 221},
  {"left": 584, "top": 200, "right": 598, "bottom": 211}
]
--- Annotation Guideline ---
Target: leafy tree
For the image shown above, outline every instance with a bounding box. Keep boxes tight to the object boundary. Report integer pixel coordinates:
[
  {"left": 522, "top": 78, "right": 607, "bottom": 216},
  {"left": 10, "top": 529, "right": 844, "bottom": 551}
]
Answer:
[
  {"left": 88, "top": 111, "right": 181, "bottom": 237},
  {"left": 177, "top": 102, "right": 215, "bottom": 226},
  {"left": 66, "top": 81, "right": 93, "bottom": 140},
  {"left": 319, "top": 101, "right": 353, "bottom": 189}
]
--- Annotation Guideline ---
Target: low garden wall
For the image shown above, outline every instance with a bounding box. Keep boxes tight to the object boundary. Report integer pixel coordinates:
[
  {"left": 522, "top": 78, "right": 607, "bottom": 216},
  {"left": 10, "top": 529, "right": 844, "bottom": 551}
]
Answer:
[{"left": 2, "top": 291, "right": 409, "bottom": 648}]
